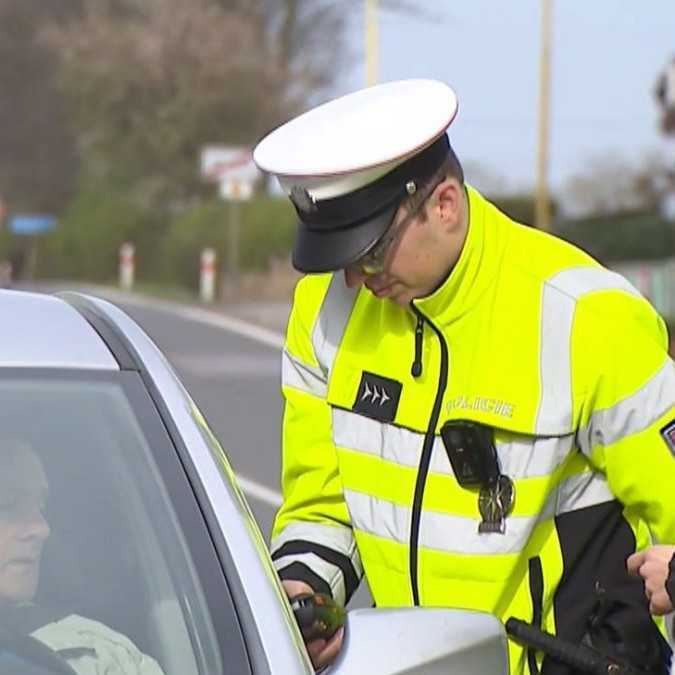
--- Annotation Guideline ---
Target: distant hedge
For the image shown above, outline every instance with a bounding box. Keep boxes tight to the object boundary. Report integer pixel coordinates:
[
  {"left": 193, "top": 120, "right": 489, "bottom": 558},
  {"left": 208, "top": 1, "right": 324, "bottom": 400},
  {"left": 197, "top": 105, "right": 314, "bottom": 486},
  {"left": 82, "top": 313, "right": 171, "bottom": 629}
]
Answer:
[
  {"left": 554, "top": 211, "right": 675, "bottom": 264},
  {"left": 1, "top": 186, "right": 673, "bottom": 295},
  {"left": 39, "top": 187, "right": 162, "bottom": 282},
  {"left": 490, "top": 195, "right": 558, "bottom": 227},
  {"left": 158, "top": 196, "right": 296, "bottom": 290},
  {"left": 0, "top": 187, "right": 297, "bottom": 291}
]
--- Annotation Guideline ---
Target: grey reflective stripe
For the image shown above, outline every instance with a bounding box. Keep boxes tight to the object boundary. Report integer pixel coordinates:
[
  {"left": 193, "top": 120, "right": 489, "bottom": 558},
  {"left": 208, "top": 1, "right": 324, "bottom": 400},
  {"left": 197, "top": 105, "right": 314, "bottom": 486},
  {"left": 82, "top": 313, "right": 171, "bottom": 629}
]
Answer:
[
  {"left": 345, "top": 488, "right": 531, "bottom": 555},
  {"left": 311, "top": 274, "right": 359, "bottom": 377},
  {"left": 273, "top": 552, "right": 347, "bottom": 605},
  {"left": 282, "top": 348, "right": 327, "bottom": 399},
  {"left": 547, "top": 268, "right": 642, "bottom": 300},
  {"left": 344, "top": 471, "right": 614, "bottom": 556},
  {"left": 537, "top": 470, "right": 615, "bottom": 520},
  {"left": 333, "top": 408, "right": 573, "bottom": 479},
  {"left": 536, "top": 289, "right": 575, "bottom": 432},
  {"left": 497, "top": 434, "right": 575, "bottom": 478},
  {"left": 555, "top": 470, "right": 614, "bottom": 515},
  {"left": 536, "top": 267, "right": 643, "bottom": 434},
  {"left": 577, "top": 360, "right": 675, "bottom": 457},
  {"left": 333, "top": 408, "right": 435, "bottom": 468},
  {"left": 271, "top": 521, "right": 363, "bottom": 578}
]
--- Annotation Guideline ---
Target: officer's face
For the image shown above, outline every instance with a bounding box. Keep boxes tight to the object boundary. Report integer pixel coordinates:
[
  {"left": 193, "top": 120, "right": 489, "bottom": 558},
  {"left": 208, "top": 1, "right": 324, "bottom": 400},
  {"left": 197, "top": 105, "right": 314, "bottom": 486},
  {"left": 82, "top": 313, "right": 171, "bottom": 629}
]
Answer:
[
  {"left": 345, "top": 178, "right": 468, "bottom": 306},
  {"left": 0, "top": 442, "right": 50, "bottom": 605}
]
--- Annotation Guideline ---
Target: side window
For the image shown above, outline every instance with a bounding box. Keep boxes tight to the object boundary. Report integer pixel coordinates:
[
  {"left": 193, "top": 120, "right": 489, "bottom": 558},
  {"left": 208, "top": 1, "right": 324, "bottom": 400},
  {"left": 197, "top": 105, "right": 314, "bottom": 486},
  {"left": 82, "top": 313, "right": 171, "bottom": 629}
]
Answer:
[{"left": 0, "top": 375, "right": 247, "bottom": 675}]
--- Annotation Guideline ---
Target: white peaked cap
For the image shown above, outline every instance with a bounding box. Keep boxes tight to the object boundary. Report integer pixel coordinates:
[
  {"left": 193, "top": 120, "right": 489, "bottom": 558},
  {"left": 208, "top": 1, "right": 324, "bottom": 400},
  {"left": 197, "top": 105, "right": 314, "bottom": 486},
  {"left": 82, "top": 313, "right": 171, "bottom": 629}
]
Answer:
[{"left": 253, "top": 79, "right": 459, "bottom": 273}]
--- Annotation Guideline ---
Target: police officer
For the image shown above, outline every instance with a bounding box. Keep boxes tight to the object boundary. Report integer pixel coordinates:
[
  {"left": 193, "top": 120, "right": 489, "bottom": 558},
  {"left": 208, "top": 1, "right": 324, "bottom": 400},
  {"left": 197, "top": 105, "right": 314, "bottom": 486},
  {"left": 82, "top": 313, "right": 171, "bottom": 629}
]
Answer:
[{"left": 253, "top": 80, "right": 675, "bottom": 674}]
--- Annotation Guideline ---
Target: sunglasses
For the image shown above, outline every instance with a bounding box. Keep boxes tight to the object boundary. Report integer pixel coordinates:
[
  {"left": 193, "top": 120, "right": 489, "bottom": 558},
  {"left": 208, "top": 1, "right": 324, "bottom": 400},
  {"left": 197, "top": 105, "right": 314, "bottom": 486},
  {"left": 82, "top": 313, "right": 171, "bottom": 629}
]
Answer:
[{"left": 355, "top": 177, "right": 443, "bottom": 275}]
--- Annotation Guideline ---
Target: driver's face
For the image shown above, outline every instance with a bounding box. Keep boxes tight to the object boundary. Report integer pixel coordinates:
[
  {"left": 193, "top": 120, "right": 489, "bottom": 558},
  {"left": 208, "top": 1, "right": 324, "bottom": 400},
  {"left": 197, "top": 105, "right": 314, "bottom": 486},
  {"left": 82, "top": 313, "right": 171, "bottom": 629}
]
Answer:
[{"left": 0, "top": 443, "right": 50, "bottom": 604}]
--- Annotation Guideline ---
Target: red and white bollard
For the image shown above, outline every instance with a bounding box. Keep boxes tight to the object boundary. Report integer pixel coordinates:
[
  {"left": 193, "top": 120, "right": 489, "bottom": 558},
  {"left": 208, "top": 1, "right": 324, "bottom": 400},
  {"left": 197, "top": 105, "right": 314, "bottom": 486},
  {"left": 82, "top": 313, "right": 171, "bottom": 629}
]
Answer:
[
  {"left": 200, "top": 247, "right": 217, "bottom": 303},
  {"left": 119, "top": 242, "right": 135, "bottom": 291}
]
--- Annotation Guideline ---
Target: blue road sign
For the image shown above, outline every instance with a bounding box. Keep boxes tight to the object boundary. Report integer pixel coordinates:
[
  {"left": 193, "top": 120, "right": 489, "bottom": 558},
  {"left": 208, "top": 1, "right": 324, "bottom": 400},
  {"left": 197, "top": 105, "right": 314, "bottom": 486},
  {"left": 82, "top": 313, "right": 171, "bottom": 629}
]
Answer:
[{"left": 9, "top": 215, "right": 57, "bottom": 235}]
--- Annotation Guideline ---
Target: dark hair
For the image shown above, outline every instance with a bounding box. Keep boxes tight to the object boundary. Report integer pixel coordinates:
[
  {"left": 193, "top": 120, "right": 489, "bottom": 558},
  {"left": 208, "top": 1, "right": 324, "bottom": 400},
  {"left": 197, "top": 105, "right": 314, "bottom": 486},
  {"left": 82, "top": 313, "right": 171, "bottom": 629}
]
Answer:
[{"left": 404, "top": 145, "right": 464, "bottom": 218}]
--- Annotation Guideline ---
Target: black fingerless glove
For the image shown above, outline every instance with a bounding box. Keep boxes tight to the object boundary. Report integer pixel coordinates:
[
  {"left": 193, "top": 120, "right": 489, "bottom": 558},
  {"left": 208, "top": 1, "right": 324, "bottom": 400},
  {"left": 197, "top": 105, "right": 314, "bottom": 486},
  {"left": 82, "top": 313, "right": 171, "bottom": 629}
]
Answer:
[{"left": 667, "top": 553, "right": 675, "bottom": 603}]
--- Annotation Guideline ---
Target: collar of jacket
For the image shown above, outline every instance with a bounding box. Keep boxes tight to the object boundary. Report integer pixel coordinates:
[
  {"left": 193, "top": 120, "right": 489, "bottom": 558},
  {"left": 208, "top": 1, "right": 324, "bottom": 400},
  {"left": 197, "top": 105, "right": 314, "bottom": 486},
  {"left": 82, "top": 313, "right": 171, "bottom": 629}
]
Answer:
[{"left": 412, "top": 185, "right": 505, "bottom": 325}]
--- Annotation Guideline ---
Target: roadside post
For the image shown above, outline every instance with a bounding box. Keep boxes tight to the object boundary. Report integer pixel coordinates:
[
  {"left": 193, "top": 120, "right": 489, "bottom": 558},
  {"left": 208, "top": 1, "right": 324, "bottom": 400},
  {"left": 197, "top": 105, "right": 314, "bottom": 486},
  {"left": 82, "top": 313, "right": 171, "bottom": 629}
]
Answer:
[
  {"left": 119, "top": 242, "right": 135, "bottom": 291},
  {"left": 200, "top": 247, "right": 217, "bottom": 303},
  {"left": 200, "top": 146, "right": 259, "bottom": 300}
]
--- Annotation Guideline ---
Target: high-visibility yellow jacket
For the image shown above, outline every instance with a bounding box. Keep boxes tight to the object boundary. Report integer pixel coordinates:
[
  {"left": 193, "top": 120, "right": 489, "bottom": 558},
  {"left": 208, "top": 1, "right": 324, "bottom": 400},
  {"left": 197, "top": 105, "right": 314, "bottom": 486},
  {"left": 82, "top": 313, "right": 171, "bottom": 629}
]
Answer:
[{"left": 271, "top": 186, "right": 675, "bottom": 673}]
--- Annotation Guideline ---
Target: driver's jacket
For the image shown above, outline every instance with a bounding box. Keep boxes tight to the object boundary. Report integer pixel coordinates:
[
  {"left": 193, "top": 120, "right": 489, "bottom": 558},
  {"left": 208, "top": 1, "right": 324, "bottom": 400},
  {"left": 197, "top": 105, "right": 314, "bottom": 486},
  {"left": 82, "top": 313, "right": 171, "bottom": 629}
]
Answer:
[
  {"left": 271, "top": 186, "right": 675, "bottom": 674},
  {"left": 32, "top": 615, "right": 164, "bottom": 675}
]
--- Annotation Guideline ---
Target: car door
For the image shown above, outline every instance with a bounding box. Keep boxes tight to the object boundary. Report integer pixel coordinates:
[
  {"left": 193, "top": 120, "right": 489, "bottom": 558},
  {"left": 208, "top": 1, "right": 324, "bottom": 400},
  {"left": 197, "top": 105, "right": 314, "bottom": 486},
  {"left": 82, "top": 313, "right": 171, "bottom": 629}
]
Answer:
[{"left": 0, "top": 368, "right": 257, "bottom": 675}]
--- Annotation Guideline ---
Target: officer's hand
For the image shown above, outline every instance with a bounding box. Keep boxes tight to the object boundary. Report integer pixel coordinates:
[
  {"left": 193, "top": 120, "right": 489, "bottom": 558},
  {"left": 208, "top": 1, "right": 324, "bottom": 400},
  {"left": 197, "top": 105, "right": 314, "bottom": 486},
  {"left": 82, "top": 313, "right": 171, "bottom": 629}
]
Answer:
[
  {"left": 304, "top": 625, "right": 344, "bottom": 672},
  {"left": 282, "top": 579, "right": 345, "bottom": 672},
  {"left": 627, "top": 545, "right": 675, "bottom": 615}
]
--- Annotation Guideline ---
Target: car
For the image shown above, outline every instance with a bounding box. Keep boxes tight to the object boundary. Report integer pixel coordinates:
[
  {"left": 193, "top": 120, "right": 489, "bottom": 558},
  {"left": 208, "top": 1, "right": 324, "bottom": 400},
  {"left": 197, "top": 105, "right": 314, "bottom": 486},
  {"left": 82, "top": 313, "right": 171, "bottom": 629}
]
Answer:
[{"left": 0, "top": 288, "right": 509, "bottom": 674}]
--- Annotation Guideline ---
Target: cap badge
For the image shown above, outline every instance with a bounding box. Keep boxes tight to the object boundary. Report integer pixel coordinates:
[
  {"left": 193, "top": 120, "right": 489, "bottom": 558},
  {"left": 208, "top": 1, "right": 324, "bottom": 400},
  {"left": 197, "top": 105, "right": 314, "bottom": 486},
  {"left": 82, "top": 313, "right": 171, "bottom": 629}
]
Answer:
[
  {"left": 290, "top": 186, "right": 318, "bottom": 213},
  {"left": 406, "top": 181, "right": 417, "bottom": 195}
]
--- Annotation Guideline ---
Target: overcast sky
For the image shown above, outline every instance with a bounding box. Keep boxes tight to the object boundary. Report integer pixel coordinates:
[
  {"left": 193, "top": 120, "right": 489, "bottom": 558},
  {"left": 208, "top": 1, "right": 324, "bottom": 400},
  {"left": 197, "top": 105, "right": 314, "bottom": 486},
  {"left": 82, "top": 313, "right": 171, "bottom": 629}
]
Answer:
[{"left": 341, "top": 1, "right": 675, "bottom": 195}]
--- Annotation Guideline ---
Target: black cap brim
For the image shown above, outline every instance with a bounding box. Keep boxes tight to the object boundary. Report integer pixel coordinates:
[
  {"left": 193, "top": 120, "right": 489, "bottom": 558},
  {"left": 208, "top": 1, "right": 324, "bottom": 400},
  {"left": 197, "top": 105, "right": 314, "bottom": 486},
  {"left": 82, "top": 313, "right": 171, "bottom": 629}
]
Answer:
[
  {"left": 292, "top": 201, "right": 398, "bottom": 273},
  {"left": 289, "top": 134, "right": 451, "bottom": 274}
]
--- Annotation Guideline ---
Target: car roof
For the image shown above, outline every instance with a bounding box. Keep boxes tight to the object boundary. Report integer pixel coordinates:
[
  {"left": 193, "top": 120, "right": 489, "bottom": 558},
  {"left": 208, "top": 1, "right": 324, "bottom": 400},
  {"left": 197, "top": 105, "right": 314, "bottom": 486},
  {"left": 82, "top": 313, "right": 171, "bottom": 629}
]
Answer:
[{"left": 0, "top": 289, "right": 118, "bottom": 370}]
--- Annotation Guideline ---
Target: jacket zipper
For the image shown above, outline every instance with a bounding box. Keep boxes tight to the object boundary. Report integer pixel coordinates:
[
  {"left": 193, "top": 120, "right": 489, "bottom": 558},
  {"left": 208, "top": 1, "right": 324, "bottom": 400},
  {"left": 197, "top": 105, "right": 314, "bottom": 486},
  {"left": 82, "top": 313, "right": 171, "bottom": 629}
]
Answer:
[
  {"left": 408, "top": 303, "right": 449, "bottom": 605},
  {"left": 411, "top": 314, "right": 424, "bottom": 377}
]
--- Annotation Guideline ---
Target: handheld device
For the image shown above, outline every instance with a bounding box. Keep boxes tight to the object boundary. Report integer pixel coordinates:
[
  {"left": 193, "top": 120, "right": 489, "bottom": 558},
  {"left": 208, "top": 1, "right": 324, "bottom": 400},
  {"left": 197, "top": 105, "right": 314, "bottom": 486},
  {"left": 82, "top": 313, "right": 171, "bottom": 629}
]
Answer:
[{"left": 290, "top": 592, "right": 346, "bottom": 642}]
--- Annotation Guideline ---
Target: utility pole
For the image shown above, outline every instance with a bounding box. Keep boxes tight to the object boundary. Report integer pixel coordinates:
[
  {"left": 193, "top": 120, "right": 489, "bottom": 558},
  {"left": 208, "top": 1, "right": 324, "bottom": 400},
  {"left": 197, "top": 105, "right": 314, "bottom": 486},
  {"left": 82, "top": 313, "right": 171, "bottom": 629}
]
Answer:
[
  {"left": 655, "top": 56, "right": 675, "bottom": 222},
  {"left": 365, "top": 0, "right": 379, "bottom": 86},
  {"left": 535, "top": 0, "right": 553, "bottom": 231}
]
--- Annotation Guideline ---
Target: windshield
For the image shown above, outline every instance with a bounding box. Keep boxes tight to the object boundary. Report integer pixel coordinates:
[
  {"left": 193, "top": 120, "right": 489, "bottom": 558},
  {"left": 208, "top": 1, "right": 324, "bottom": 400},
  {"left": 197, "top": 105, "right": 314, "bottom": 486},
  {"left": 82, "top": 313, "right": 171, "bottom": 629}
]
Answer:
[{"left": 0, "top": 371, "right": 227, "bottom": 675}]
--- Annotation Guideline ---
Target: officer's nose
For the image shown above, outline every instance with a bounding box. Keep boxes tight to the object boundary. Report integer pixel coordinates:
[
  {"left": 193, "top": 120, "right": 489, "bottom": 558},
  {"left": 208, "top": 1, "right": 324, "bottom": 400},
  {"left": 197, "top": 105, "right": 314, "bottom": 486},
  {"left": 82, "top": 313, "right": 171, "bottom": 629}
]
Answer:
[{"left": 344, "top": 265, "right": 368, "bottom": 288}]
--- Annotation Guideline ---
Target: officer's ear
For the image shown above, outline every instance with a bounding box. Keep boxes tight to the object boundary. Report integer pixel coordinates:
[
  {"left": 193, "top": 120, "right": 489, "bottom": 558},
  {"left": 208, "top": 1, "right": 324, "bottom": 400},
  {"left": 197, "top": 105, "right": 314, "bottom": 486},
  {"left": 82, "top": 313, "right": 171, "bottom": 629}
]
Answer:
[{"left": 433, "top": 177, "right": 464, "bottom": 230}]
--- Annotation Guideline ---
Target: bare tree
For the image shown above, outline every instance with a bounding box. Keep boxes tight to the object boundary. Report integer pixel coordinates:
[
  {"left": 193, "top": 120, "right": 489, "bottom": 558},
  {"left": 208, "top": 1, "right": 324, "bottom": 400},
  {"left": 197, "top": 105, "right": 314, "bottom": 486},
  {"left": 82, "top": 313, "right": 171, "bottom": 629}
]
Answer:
[
  {"left": 0, "top": 0, "right": 82, "bottom": 213},
  {"left": 43, "top": 0, "right": 364, "bottom": 209},
  {"left": 2, "top": 0, "right": 420, "bottom": 214}
]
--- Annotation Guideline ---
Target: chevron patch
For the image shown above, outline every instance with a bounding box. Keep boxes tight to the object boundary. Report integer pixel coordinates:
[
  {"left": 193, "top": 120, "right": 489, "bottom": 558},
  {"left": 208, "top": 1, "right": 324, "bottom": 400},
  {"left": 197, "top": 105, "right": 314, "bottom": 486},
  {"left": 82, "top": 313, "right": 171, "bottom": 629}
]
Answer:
[{"left": 353, "top": 371, "right": 402, "bottom": 423}]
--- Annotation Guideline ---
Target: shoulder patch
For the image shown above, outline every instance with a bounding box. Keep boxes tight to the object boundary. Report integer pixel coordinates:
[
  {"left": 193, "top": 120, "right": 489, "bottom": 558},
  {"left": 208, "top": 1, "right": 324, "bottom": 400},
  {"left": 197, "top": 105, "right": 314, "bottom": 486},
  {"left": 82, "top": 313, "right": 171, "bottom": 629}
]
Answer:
[
  {"left": 353, "top": 371, "right": 401, "bottom": 423},
  {"left": 659, "top": 419, "right": 675, "bottom": 457}
]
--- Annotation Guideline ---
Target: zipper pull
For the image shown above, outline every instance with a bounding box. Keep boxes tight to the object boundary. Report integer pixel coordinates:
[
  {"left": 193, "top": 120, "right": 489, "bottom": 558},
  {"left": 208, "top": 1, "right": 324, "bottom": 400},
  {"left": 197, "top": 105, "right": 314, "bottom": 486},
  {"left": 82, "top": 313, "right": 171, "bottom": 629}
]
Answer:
[{"left": 411, "top": 315, "right": 424, "bottom": 378}]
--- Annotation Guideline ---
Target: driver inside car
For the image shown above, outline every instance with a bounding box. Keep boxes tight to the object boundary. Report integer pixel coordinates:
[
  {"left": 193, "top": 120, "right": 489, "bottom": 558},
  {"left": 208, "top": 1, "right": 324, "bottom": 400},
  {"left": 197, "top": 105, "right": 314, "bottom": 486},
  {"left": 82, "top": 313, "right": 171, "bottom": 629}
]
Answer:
[{"left": 0, "top": 437, "right": 166, "bottom": 675}]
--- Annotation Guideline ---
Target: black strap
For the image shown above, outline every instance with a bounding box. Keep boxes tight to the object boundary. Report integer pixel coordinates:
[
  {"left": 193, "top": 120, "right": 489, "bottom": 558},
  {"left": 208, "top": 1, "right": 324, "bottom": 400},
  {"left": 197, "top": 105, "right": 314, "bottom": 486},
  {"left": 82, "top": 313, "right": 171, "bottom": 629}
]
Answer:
[
  {"left": 0, "top": 624, "right": 78, "bottom": 675},
  {"left": 273, "top": 539, "right": 360, "bottom": 601},
  {"left": 585, "top": 584, "right": 671, "bottom": 674},
  {"left": 528, "top": 556, "right": 545, "bottom": 675},
  {"left": 292, "top": 134, "right": 451, "bottom": 230},
  {"left": 277, "top": 562, "right": 332, "bottom": 598}
]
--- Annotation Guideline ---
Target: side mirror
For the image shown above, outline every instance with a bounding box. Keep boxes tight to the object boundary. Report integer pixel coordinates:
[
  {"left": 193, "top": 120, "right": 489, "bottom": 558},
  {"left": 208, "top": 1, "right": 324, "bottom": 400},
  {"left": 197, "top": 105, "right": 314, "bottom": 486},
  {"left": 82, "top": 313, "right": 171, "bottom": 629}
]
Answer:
[{"left": 330, "top": 607, "right": 509, "bottom": 675}]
